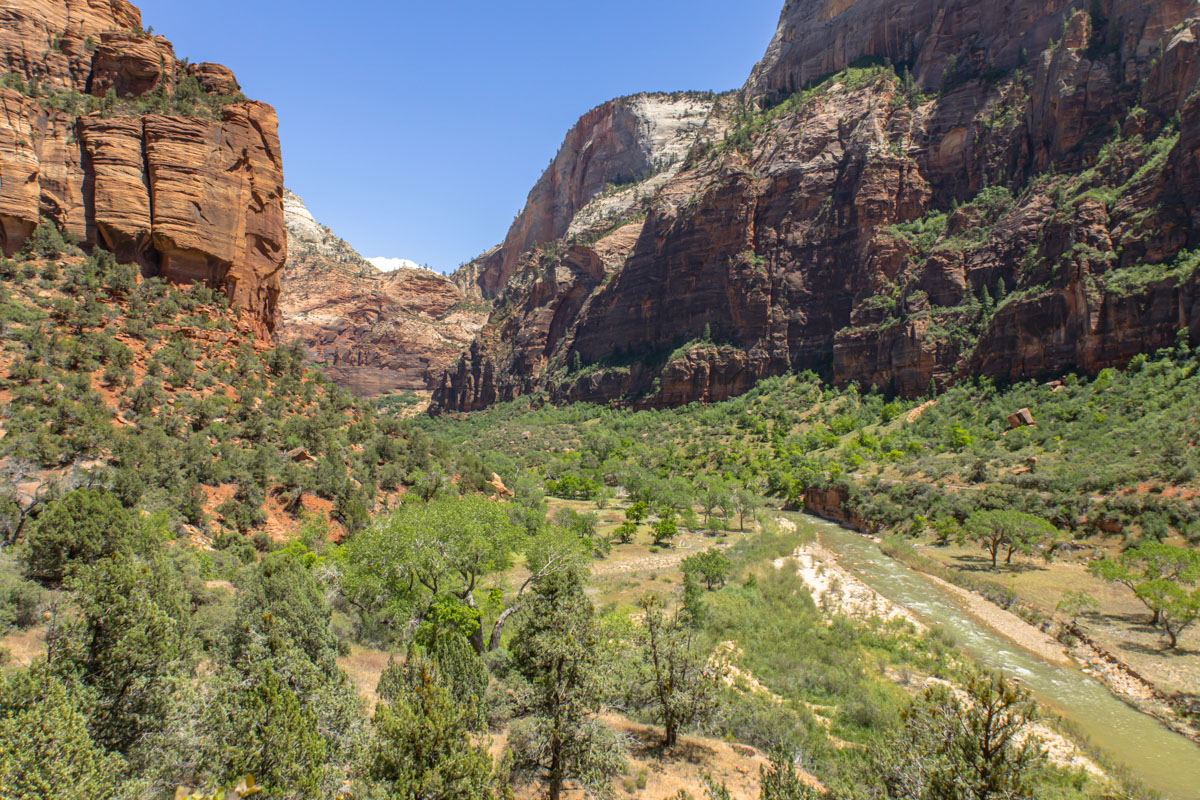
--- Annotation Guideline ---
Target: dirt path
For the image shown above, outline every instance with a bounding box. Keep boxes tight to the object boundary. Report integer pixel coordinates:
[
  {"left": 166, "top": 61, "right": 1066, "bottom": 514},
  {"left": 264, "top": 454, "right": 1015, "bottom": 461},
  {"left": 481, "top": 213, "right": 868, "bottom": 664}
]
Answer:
[{"left": 590, "top": 531, "right": 739, "bottom": 577}]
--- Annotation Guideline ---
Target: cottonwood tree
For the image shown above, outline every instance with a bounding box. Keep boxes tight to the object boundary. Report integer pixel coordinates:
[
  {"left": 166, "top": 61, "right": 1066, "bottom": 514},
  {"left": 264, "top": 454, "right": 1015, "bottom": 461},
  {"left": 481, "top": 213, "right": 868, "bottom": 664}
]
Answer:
[
  {"left": 1134, "top": 579, "right": 1200, "bottom": 650},
  {"left": 682, "top": 548, "right": 732, "bottom": 590},
  {"left": 338, "top": 495, "right": 583, "bottom": 653},
  {"left": 508, "top": 568, "right": 624, "bottom": 800},
  {"left": 733, "top": 489, "right": 760, "bottom": 532},
  {"left": 653, "top": 514, "right": 678, "bottom": 547},
  {"left": 1089, "top": 542, "right": 1200, "bottom": 627},
  {"left": 635, "top": 593, "right": 717, "bottom": 747},
  {"left": 965, "top": 510, "right": 1057, "bottom": 569}
]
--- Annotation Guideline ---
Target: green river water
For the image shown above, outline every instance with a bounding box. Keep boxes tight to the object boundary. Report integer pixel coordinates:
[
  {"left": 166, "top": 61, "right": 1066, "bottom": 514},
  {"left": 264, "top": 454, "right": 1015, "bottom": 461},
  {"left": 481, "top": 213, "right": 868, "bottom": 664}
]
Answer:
[{"left": 787, "top": 513, "right": 1200, "bottom": 800}]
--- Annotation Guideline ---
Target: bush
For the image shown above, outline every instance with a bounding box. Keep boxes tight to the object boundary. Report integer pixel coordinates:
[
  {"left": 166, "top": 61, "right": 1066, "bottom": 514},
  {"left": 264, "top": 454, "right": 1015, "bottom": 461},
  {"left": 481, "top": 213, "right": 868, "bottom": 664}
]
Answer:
[
  {"left": 0, "top": 559, "right": 43, "bottom": 631},
  {"left": 22, "top": 489, "right": 141, "bottom": 584},
  {"left": 20, "top": 219, "right": 72, "bottom": 260}
]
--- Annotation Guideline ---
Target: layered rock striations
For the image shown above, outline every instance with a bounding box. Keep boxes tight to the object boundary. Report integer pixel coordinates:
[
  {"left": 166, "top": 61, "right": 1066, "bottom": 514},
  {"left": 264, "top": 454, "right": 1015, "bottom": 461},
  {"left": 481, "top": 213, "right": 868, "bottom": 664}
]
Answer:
[
  {"left": 455, "top": 92, "right": 717, "bottom": 299},
  {"left": 434, "top": 0, "right": 1200, "bottom": 411},
  {"left": 279, "top": 191, "right": 486, "bottom": 396},
  {"left": 0, "top": 0, "right": 284, "bottom": 336}
]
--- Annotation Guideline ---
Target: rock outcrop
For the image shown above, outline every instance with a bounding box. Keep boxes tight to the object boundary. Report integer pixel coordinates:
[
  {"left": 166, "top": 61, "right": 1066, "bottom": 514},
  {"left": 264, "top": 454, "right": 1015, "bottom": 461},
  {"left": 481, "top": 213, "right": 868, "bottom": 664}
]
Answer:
[
  {"left": 0, "top": 0, "right": 284, "bottom": 336},
  {"left": 279, "top": 191, "right": 486, "bottom": 396},
  {"left": 455, "top": 92, "right": 717, "bottom": 299},
  {"left": 434, "top": 0, "right": 1200, "bottom": 412}
]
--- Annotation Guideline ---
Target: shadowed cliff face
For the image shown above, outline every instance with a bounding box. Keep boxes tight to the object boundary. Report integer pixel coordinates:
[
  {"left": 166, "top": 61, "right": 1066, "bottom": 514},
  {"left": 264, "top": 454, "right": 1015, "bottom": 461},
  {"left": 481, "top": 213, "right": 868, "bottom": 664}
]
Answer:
[
  {"left": 433, "top": 0, "right": 1200, "bottom": 412},
  {"left": 0, "top": 0, "right": 285, "bottom": 336},
  {"left": 279, "top": 191, "right": 487, "bottom": 396}
]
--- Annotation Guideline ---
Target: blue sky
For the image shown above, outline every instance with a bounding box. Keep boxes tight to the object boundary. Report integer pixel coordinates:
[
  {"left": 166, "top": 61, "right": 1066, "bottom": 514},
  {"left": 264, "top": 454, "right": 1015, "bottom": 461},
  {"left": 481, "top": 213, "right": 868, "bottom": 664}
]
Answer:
[{"left": 134, "top": 0, "right": 782, "bottom": 272}]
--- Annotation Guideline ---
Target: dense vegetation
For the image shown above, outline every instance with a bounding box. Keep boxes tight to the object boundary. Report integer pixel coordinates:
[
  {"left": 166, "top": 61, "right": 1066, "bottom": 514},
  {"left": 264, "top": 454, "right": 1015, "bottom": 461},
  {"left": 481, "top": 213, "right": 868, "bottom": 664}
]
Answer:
[{"left": 0, "top": 234, "right": 1191, "bottom": 798}]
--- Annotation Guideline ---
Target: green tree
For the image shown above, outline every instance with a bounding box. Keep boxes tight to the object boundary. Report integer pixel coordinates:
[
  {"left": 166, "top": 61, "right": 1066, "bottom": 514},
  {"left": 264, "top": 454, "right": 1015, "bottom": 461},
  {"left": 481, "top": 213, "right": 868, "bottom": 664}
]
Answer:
[
  {"left": 339, "top": 498, "right": 582, "bottom": 653},
  {"left": 369, "top": 646, "right": 498, "bottom": 800},
  {"left": 653, "top": 515, "right": 679, "bottom": 547},
  {"left": 626, "top": 501, "right": 649, "bottom": 524},
  {"left": 1055, "top": 590, "right": 1098, "bottom": 628},
  {"left": 509, "top": 569, "right": 624, "bottom": 800},
  {"left": 337, "top": 495, "right": 519, "bottom": 652},
  {"left": 0, "top": 665, "right": 123, "bottom": 799},
  {"left": 613, "top": 521, "right": 638, "bottom": 544},
  {"left": 733, "top": 489, "right": 760, "bottom": 532},
  {"left": 682, "top": 547, "right": 732, "bottom": 590},
  {"left": 634, "top": 593, "right": 716, "bottom": 747},
  {"left": 1088, "top": 542, "right": 1200, "bottom": 626},
  {"left": 49, "top": 551, "right": 194, "bottom": 754},
  {"left": 417, "top": 628, "right": 489, "bottom": 731},
  {"left": 206, "top": 549, "right": 363, "bottom": 799},
  {"left": 23, "top": 488, "right": 141, "bottom": 584},
  {"left": 965, "top": 511, "right": 1057, "bottom": 569},
  {"left": 208, "top": 661, "right": 327, "bottom": 798},
  {"left": 701, "top": 482, "right": 728, "bottom": 525},
  {"left": 874, "top": 673, "right": 1044, "bottom": 800},
  {"left": 1134, "top": 579, "right": 1200, "bottom": 650},
  {"left": 759, "top": 750, "right": 821, "bottom": 800},
  {"left": 947, "top": 425, "right": 973, "bottom": 453}
]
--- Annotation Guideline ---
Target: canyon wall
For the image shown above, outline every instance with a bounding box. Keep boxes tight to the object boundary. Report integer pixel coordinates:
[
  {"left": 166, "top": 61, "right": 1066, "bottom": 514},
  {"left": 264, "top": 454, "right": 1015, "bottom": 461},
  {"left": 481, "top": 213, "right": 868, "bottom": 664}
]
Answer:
[
  {"left": 0, "top": 0, "right": 285, "bottom": 336},
  {"left": 434, "top": 0, "right": 1200, "bottom": 412},
  {"left": 280, "top": 191, "right": 486, "bottom": 396},
  {"left": 455, "top": 92, "right": 717, "bottom": 299}
]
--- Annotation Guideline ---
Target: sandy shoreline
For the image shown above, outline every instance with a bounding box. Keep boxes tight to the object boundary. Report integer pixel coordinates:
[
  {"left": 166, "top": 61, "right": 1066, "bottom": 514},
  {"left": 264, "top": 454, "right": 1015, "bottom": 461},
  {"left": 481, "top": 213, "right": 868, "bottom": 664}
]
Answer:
[
  {"left": 920, "top": 573, "right": 1074, "bottom": 667},
  {"left": 777, "top": 524, "right": 1103, "bottom": 777}
]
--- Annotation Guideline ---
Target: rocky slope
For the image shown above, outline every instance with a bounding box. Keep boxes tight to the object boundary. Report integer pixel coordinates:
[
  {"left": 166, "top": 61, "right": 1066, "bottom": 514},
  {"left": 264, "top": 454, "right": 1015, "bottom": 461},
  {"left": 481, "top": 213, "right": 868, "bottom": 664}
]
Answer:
[
  {"left": 434, "top": 0, "right": 1200, "bottom": 412},
  {"left": 454, "top": 92, "right": 718, "bottom": 299},
  {"left": 279, "top": 191, "right": 486, "bottom": 396},
  {"left": 0, "top": 0, "right": 285, "bottom": 336}
]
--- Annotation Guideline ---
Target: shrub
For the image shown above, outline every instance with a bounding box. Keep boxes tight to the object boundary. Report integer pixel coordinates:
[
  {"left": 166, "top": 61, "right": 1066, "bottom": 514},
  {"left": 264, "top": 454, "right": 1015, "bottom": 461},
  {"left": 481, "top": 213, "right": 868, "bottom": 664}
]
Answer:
[{"left": 22, "top": 489, "right": 141, "bottom": 584}]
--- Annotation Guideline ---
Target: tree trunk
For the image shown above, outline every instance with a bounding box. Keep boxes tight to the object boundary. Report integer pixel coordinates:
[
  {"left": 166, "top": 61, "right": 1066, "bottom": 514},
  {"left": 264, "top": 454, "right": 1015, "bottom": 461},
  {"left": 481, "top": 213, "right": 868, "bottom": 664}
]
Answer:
[
  {"left": 488, "top": 606, "right": 519, "bottom": 652},
  {"left": 549, "top": 739, "right": 563, "bottom": 800}
]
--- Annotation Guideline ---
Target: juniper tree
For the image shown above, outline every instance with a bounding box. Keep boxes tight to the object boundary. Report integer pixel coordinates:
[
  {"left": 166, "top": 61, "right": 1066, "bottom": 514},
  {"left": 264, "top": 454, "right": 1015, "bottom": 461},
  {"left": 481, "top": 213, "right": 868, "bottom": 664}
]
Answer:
[
  {"left": 634, "top": 593, "right": 716, "bottom": 747},
  {"left": 509, "top": 568, "right": 624, "bottom": 800}
]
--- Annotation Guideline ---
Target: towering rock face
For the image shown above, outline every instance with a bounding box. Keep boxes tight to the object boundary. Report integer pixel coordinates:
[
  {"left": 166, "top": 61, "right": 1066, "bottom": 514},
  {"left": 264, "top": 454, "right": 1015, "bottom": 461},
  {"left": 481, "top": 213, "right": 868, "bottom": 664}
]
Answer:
[
  {"left": 434, "top": 0, "right": 1200, "bottom": 412},
  {"left": 0, "top": 0, "right": 285, "bottom": 336},
  {"left": 455, "top": 92, "right": 716, "bottom": 299},
  {"left": 279, "top": 191, "right": 486, "bottom": 396}
]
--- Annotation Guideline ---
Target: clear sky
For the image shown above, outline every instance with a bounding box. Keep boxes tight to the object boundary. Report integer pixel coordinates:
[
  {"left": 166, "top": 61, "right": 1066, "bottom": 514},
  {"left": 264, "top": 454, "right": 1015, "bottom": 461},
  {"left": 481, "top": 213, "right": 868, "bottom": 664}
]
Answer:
[{"left": 133, "top": 0, "right": 783, "bottom": 272}]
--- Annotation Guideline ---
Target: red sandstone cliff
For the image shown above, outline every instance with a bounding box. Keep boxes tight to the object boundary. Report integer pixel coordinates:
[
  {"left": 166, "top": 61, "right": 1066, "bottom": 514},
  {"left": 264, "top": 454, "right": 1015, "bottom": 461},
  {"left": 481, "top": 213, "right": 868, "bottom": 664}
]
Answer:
[
  {"left": 433, "top": 0, "right": 1200, "bottom": 412},
  {"left": 280, "top": 191, "right": 486, "bottom": 396},
  {"left": 0, "top": 0, "right": 285, "bottom": 336}
]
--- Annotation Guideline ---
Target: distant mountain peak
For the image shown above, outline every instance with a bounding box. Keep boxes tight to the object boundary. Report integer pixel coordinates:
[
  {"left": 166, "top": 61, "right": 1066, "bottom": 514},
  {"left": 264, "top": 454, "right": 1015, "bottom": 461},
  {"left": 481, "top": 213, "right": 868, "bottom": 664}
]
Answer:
[{"left": 369, "top": 257, "right": 425, "bottom": 273}]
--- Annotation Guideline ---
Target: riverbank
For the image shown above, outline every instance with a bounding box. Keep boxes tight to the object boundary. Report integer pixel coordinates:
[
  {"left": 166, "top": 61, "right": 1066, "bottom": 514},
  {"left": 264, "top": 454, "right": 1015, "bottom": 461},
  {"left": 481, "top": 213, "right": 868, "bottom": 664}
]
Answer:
[
  {"left": 878, "top": 537, "right": 1200, "bottom": 745},
  {"left": 777, "top": 524, "right": 1104, "bottom": 779}
]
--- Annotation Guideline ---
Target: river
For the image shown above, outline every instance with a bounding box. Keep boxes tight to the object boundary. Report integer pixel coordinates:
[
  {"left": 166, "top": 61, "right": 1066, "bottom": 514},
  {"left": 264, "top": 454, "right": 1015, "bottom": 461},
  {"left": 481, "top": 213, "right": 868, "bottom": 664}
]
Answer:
[{"left": 786, "top": 513, "right": 1200, "bottom": 800}]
